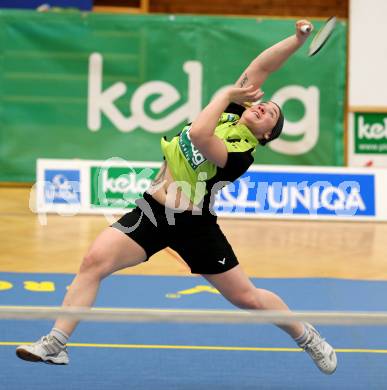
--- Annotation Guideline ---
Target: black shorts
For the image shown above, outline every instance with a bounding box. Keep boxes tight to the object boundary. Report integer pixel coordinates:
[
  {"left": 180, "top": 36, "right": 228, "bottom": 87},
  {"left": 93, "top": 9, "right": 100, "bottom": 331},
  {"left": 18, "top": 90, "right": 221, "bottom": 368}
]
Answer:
[{"left": 111, "top": 192, "right": 239, "bottom": 274}]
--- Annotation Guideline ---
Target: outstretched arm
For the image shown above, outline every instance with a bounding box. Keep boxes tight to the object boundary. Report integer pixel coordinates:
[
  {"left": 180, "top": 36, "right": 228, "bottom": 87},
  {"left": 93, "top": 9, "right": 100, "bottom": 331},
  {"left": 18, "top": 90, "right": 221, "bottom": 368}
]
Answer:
[
  {"left": 189, "top": 19, "right": 313, "bottom": 168},
  {"left": 235, "top": 19, "right": 313, "bottom": 89}
]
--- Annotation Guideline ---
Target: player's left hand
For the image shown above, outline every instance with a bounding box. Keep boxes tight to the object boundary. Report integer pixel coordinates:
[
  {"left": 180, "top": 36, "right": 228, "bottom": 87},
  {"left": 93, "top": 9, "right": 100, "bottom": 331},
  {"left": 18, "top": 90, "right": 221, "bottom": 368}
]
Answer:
[{"left": 226, "top": 85, "right": 264, "bottom": 105}]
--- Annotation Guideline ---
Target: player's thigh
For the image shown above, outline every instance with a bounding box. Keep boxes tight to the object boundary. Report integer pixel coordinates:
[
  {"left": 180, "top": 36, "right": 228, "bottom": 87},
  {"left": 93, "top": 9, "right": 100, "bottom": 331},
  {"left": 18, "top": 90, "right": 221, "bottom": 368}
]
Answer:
[
  {"left": 202, "top": 265, "right": 257, "bottom": 308},
  {"left": 82, "top": 227, "right": 147, "bottom": 275}
]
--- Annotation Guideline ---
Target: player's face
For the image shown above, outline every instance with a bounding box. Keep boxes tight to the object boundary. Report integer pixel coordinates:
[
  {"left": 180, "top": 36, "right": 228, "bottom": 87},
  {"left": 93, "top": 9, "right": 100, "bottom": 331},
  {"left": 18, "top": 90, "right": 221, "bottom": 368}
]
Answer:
[{"left": 240, "top": 102, "right": 280, "bottom": 139}]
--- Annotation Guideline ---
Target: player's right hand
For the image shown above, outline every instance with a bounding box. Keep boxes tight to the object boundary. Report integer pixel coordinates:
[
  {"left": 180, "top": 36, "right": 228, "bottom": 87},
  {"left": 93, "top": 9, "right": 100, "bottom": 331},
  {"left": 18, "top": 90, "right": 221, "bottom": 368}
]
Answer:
[{"left": 296, "top": 19, "right": 313, "bottom": 41}]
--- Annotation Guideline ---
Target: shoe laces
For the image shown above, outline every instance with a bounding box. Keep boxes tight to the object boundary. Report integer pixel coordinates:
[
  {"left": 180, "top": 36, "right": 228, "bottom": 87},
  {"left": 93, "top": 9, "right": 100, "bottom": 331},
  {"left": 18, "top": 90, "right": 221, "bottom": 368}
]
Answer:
[
  {"left": 302, "top": 332, "right": 327, "bottom": 361},
  {"left": 39, "top": 335, "right": 63, "bottom": 354}
]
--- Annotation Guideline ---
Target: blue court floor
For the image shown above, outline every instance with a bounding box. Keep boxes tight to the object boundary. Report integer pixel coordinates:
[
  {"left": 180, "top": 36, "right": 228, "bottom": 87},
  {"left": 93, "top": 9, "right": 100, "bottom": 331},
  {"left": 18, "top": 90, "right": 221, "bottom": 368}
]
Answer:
[{"left": 1, "top": 272, "right": 387, "bottom": 389}]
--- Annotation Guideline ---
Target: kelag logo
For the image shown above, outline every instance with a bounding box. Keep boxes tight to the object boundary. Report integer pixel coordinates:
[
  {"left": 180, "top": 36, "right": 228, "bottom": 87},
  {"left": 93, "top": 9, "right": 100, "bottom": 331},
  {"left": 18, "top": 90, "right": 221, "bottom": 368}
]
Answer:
[
  {"left": 90, "top": 165, "right": 158, "bottom": 208},
  {"left": 44, "top": 170, "right": 81, "bottom": 204},
  {"left": 354, "top": 113, "right": 387, "bottom": 154},
  {"left": 87, "top": 54, "right": 320, "bottom": 156},
  {"left": 215, "top": 171, "right": 375, "bottom": 217}
]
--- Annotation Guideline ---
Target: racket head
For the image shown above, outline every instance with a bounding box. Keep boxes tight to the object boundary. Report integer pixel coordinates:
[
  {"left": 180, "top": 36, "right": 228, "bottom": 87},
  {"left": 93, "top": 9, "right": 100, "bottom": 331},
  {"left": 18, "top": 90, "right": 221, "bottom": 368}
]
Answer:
[{"left": 308, "top": 16, "right": 337, "bottom": 56}]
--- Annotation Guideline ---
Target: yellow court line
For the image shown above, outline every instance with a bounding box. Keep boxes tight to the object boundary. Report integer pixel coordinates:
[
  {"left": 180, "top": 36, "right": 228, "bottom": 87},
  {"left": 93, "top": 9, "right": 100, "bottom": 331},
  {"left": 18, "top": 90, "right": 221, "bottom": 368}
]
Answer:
[{"left": 2, "top": 341, "right": 387, "bottom": 354}]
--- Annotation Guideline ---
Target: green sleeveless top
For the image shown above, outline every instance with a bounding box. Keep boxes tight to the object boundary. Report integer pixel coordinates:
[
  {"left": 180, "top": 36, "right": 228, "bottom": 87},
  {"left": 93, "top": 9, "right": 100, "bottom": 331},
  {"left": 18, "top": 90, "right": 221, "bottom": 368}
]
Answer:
[{"left": 161, "top": 113, "right": 258, "bottom": 211}]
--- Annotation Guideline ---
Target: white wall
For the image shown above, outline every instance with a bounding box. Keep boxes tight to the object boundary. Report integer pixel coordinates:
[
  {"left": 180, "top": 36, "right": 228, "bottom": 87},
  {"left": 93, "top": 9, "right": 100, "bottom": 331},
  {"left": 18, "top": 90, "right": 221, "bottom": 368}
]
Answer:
[{"left": 349, "top": 0, "right": 387, "bottom": 109}]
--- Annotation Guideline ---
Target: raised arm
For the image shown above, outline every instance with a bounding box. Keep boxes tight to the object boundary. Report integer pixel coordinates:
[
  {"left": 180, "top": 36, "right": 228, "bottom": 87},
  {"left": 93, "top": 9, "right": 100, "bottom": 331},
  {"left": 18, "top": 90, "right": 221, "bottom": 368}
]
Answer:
[
  {"left": 235, "top": 19, "right": 313, "bottom": 89},
  {"left": 190, "top": 19, "right": 313, "bottom": 168}
]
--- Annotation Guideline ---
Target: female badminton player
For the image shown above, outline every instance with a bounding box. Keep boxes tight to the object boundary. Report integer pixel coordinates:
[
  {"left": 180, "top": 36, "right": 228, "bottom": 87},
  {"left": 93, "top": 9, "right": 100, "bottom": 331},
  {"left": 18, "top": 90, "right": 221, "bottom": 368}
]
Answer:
[{"left": 17, "top": 19, "right": 337, "bottom": 374}]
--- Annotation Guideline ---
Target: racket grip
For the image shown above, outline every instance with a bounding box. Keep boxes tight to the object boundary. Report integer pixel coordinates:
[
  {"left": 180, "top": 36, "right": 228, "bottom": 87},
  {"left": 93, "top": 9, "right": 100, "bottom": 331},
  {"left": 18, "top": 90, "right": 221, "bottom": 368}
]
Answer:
[{"left": 301, "top": 25, "right": 311, "bottom": 33}]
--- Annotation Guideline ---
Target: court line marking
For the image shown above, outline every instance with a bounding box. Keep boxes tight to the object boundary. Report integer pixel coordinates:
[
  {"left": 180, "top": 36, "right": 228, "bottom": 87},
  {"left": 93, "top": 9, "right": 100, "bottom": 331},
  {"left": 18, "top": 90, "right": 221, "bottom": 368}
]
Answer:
[{"left": 2, "top": 341, "right": 387, "bottom": 354}]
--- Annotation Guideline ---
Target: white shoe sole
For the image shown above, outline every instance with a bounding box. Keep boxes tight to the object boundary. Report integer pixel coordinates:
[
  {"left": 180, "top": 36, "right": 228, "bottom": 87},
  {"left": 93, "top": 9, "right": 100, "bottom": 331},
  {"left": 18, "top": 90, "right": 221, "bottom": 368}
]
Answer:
[{"left": 16, "top": 347, "right": 68, "bottom": 365}]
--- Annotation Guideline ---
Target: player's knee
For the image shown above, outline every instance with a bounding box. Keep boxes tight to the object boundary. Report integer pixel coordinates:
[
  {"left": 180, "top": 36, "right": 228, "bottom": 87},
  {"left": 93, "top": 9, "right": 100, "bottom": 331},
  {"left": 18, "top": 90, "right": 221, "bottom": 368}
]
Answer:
[
  {"left": 80, "top": 250, "right": 112, "bottom": 279},
  {"left": 230, "top": 289, "right": 265, "bottom": 310}
]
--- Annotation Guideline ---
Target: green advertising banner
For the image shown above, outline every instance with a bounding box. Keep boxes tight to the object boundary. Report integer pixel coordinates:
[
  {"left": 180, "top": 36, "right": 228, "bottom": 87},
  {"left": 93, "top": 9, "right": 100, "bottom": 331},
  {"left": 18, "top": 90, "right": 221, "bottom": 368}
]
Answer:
[
  {"left": 0, "top": 11, "right": 347, "bottom": 181},
  {"left": 354, "top": 113, "right": 387, "bottom": 154},
  {"left": 90, "top": 165, "right": 158, "bottom": 208}
]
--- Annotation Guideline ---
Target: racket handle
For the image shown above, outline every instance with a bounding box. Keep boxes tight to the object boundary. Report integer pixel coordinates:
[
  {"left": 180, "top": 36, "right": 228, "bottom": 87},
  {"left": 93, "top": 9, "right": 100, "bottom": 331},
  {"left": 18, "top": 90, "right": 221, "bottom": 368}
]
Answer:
[{"left": 301, "top": 25, "right": 311, "bottom": 33}]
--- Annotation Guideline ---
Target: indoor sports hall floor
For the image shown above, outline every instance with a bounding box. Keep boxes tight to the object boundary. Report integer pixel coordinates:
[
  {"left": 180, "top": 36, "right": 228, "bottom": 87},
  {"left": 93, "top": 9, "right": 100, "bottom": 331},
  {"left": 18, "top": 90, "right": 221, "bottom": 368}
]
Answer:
[
  {"left": 2, "top": 273, "right": 387, "bottom": 389},
  {"left": 1, "top": 188, "right": 387, "bottom": 389}
]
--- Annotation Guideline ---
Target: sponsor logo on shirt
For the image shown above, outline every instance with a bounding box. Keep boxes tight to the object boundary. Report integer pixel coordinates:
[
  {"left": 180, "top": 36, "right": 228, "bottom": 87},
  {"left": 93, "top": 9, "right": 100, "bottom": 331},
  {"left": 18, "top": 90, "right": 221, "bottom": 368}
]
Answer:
[{"left": 178, "top": 127, "right": 207, "bottom": 169}]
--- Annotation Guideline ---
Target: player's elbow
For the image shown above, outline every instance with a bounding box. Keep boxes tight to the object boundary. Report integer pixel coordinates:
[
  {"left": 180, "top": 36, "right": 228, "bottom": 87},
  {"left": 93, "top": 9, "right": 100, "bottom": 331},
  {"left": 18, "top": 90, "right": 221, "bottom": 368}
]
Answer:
[{"left": 189, "top": 127, "right": 206, "bottom": 144}]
